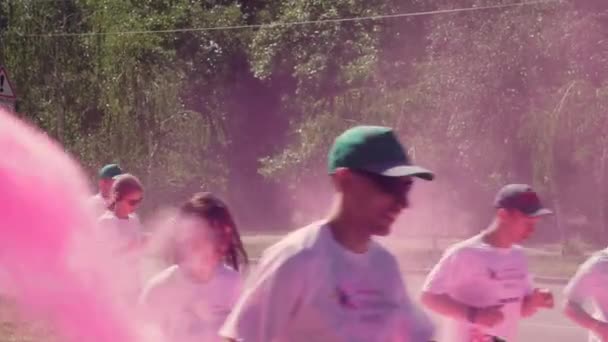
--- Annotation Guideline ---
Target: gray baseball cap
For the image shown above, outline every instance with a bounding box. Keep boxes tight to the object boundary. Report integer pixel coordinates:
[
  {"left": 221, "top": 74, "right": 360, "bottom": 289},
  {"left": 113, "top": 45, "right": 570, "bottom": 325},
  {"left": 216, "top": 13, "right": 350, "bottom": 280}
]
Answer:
[{"left": 494, "top": 184, "right": 553, "bottom": 217}]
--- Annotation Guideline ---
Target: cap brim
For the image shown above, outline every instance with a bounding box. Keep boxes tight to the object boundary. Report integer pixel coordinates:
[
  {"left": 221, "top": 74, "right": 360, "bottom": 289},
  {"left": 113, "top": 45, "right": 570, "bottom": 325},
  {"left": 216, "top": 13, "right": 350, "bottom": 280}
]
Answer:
[
  {"left": 363, "top": 164, "right": 435, "bottom": 181},
  {"left": 527, "top": 208, "right": 553, "bottom": 217}
]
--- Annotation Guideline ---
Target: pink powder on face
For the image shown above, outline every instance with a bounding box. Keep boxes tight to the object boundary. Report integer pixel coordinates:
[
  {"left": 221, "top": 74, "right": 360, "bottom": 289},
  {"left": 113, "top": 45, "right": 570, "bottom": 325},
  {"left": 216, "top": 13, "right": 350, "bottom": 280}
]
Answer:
[{"left": 0, "top": 109, "right": 156, "bottom": 342}]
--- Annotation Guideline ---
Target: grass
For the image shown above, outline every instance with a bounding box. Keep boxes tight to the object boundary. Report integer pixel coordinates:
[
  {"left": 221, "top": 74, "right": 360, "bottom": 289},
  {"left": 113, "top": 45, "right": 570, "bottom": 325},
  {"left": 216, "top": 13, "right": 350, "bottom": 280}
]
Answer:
[{"left": 0, "top": 299, "right": 53, "bottom": 342}]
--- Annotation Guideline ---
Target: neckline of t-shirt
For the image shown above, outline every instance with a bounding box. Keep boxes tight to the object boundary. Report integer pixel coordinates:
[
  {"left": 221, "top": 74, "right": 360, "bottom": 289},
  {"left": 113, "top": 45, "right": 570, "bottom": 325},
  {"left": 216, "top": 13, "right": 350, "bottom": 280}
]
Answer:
[
  {"left": 106, "top": 212, "right": 136, "bottom": 221},
  {"left": 474, "top": 235, "right": 515, "bottom": 255},
  {"left": 175, "top": 263, "right": 227, "bottom": 285},
  {"left": 321, "top": 223, "right": 376, "bottom": 262}
]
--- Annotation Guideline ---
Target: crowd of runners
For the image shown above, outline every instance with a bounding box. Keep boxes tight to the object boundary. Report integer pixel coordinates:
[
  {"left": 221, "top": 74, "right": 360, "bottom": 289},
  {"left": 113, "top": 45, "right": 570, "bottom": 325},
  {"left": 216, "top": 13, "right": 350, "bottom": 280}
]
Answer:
[{"left": 88, "top": 125, "right": 607, "bottom": 342}]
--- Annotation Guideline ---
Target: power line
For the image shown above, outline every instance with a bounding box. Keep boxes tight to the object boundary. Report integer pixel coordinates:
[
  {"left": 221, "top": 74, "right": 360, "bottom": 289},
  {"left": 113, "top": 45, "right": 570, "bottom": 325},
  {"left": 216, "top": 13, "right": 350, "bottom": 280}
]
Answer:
[{"left": 11, "top": 0, "right": 563, "bottom": 38}]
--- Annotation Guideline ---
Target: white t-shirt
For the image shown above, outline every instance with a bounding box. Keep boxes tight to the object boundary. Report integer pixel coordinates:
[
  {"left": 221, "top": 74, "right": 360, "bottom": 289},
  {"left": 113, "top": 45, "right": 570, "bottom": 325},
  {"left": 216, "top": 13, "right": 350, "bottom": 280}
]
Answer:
[
  {"left": 220, "top": 221, "right": 434, "bottom": 342},
  {"left": 564, "top": 249, "right": 608, "bottom": 342},
  {"left": 422, "top": 235, "right": 533, "bottom": 342},
  {"left": 139, "top": 264, "right": 242, "bottom": 342},
  {"left": 97, "top": 211, "right": 144, "bottom": 252},
  {"left": 88, "top": 193, "right": 109, "bottom": 219},
  {"left": 96, "top": 212, "right": 146, "bottom": 303}
]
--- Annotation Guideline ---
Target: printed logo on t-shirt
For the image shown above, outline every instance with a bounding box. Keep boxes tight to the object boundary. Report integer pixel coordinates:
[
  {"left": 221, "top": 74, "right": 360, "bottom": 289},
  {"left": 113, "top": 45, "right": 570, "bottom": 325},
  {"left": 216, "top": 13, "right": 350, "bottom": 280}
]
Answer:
[
  {"left": 334, "top": 287, "right": 357, "bottom": 309},
  {"left": 498, "top": 297, "right": 520, "bottom": 304},
  {"left": 487, "top": 267, "right": 526, "bottom": 281},
  {"left": 331, "top": 285, "right": 395, "bottom": 314}
]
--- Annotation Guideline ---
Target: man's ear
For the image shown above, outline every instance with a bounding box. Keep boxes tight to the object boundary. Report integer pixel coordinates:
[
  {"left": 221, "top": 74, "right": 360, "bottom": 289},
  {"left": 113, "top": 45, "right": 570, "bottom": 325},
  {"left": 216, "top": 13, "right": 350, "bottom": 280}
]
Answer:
[
  {"left": 496, "top": 208, "right": 510, "bottom": 220},
  {"left": 330, "top": 168, "right": 353, "bottom": 192}
]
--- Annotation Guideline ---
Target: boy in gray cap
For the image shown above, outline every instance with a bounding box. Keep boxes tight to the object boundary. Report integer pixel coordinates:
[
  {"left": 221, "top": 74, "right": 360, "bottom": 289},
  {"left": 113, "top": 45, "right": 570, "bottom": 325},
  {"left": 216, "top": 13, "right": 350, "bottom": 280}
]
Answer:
[
  {"left": 421, "top": 184, "right": 555, "bottom": 342},
  {"left": 221, "top": 126, "right": 435, "bottom": 342}
]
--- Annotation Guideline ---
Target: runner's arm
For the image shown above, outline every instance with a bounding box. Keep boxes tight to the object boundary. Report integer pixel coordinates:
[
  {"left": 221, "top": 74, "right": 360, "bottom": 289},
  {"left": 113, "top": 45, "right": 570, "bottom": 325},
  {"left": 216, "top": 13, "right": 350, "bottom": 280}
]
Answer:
[
  {"left": 421, "top": 292, "right": 469, "bottom": 321},
  {"left": 390, "top": 255, "right": 435, "bottom": 341},
  {"left": 563, "top": 255, "right": 606, "bottom": 336},
  {"left": 219, "top": 251, "right": 309, "bottom": 342},
  {"left": 421, "top": 248, "right": 468, "bottom": 321},
  {"left": 520, "top": 294, "right": 539, "bottom": 317},
  {"left": 564, "top": 300, "right": 606, "bottom": 334},
  {"left": 520, "top": 272, "right": 538, "bottom": 317},
  {"left": 420, "top": 248, "right": 506, "bottom": 328}
]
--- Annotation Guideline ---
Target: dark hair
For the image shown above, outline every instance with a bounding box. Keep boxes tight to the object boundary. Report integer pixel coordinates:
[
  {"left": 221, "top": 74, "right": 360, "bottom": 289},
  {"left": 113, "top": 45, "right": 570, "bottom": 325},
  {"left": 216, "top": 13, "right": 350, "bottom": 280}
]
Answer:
[
  {"left": 178, "top": 192, "right": 248, "bottom": 271},
  {"left": 108, "top": 173, "right": 144, "bottom": 210}
]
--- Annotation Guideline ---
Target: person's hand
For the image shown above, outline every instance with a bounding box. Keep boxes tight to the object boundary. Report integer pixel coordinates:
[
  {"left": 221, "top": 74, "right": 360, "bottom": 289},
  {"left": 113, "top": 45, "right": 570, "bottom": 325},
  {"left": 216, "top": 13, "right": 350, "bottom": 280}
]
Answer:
[
  {"left": 473, "top": 305, "right": 504, "bottom": 328},
  {"left": 529, "top": 288, "right": 554, "bottom": 309}
]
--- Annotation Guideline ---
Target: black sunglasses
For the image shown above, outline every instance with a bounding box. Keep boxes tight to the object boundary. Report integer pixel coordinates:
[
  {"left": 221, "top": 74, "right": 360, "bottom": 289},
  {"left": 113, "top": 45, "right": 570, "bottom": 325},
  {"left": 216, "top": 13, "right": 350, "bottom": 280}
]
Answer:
[
  {"left": 126, "top": 198, "right": 143, "bottom": 206},
  {"left": 352, "top": 170, "right": 413, "bottom": 197}
]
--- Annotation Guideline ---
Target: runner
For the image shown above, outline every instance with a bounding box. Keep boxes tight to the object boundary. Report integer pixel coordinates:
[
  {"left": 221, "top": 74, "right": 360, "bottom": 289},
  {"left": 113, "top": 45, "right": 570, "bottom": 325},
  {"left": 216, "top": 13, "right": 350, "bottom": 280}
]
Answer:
[
  {"left": 96, "top": 173, "right": 146, "bottom": 305},
  {"left": 220, "top": 125, "right": 436, "bottom": 342},
  {"left": 139, "top": 192, "right": 248, "bottom": 342},
  {"left": 97, "top": 173, "right": 145, "bottom": 253},
  {"left": 564, "top": 248, "right": 608, "bottom": 342},
  {"left": 421, "top": 184, "right": 555, "bottom": 342},
  {"left": 88, "top": 163, "right": 123, "bottom": 218}
]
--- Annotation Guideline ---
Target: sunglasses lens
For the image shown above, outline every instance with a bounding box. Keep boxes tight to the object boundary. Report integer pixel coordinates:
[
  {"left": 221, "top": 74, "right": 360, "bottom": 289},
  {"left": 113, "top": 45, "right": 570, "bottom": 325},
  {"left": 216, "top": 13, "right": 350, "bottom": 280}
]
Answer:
[
  {"left": 357, "top": 171, "right": 411, "bottom": 197},
  {"left": 128, "top": 199, "right": 142, "bottom": 206}
]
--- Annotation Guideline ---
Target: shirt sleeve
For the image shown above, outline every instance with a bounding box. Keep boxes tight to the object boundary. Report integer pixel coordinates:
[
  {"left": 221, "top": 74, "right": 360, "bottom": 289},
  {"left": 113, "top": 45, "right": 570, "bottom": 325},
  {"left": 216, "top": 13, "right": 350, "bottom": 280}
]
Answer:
[
  {"left": 422, "top": 248, "right": 462, "bottom": 295},
  {"left": 219, "top": 249, "right": 311, "bottom": 342},
  {"left": 524, "top": 273, "right": 535, "bottom": 296},
  {"left": 564, "top": 255, "right": 602, "bottom": 305},
  {"left": 389, "top": 256, "right": 435, "bottom": 342},
  {"left": 521, "top": 252, "right": 534, "bottom": 296}
]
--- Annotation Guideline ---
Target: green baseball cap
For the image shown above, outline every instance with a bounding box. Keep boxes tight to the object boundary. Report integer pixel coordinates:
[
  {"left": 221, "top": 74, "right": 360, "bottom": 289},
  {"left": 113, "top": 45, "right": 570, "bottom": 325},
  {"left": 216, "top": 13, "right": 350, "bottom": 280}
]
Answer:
[
  {"left": 328, "top": 126, "right": 434, "bottom": 180},
  {"left": 98, "top": 164, "right": 123, "bottom": 179},
  {"left": 494, "top": 184, "right": 553, "bottom": 217}
]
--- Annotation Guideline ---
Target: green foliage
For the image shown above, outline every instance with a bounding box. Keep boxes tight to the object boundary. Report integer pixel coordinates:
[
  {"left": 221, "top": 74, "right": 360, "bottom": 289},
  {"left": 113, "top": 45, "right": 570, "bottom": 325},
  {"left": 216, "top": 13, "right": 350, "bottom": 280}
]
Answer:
[{"left": 1, "top": 0, "right": 608, "bottom": 236}]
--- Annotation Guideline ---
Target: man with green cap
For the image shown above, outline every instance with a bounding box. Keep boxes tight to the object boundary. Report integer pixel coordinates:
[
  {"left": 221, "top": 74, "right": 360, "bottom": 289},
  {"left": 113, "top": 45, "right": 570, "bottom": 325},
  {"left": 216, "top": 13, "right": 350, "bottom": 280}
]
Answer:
[
  {"left": 421, "top": 184, "right": 555, "bottom": 342},
  {"left": 220, "top": 126, "right": 435, "bottom": 342},
  {"left": 88, "top": 163, "right": 123, "bottom": 218}
]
